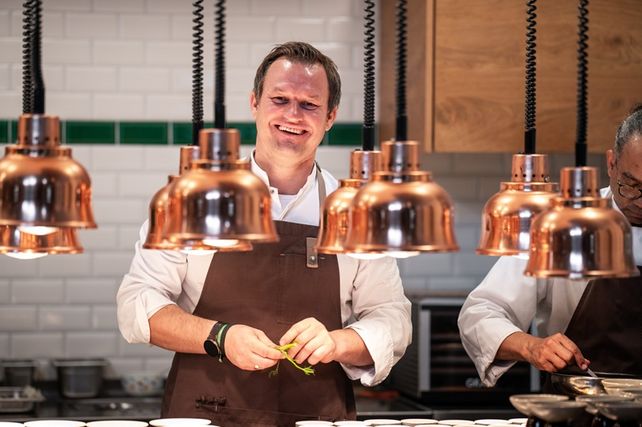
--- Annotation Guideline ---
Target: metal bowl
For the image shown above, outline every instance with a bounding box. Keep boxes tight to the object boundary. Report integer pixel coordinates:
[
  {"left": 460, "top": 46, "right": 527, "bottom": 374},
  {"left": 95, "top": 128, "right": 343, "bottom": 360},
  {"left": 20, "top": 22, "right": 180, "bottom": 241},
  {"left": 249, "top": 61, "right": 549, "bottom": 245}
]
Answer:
[
  {"left": 509, "top": 394, "right": 569, "bottom": 416},
  {"left": 528, "top": 401, "right": 587, "bottom": 423},
  {"left": 575, "top": 395, "right": 633, "bottom": 415},
  {"left": 595, "top": 401, "right": 642, "bottom": 422},
  {"left": 550, "top": 372, "right": 642, "bottom": 396}
]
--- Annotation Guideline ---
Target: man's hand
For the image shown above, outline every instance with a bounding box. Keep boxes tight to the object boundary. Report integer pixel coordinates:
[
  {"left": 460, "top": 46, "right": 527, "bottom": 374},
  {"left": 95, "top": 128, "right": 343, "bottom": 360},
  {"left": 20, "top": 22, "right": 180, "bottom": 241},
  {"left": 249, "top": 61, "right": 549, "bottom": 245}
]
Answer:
[
  {"left": 524, "top": 333, "right": 589, "bottom": 372},
  {"left": 279, "top": 317, "right": 337, "bottom": 365},
  {"left": 498, "top": 331, "right": 590, "bottom": 373},
  {"left": 224, "top": 324, "right": 284, "bottom": 371}
]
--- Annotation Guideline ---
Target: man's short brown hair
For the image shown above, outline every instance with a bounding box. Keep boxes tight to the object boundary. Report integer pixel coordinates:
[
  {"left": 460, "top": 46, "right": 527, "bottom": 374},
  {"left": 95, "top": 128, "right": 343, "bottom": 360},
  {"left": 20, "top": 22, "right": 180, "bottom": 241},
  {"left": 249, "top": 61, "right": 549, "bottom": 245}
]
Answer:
[{"left": 253, "top": 41, "right": 341, "bottom": 113}]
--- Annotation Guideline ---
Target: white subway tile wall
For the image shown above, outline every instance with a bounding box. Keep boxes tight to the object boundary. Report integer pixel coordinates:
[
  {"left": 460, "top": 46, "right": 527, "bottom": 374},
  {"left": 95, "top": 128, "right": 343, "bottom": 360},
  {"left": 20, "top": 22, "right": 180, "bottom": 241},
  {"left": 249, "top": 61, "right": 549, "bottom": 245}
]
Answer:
[
  {"left": 0, "top": 0, "right": 611, "bottom": 379},
  {"left": 0, "top": 0, "right": 368, "bottom": 122}
]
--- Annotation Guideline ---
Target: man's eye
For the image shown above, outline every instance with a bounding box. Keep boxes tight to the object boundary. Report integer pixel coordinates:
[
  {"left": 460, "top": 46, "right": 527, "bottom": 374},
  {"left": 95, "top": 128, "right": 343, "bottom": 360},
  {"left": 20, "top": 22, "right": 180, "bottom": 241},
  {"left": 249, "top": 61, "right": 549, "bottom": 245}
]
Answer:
[
  {"left": 272, "top": 97, "right": 287, "bottom": 105},
  {"left": 301, "top": 102, "right": 319, "bottom": 110}
]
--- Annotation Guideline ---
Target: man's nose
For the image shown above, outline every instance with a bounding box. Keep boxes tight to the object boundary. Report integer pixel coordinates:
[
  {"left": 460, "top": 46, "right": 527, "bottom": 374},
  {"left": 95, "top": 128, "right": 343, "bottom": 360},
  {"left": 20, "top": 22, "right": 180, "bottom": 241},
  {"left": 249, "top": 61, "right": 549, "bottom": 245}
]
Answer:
[{"left": 284, "top": 102, "right": 302, "bottom": 121}]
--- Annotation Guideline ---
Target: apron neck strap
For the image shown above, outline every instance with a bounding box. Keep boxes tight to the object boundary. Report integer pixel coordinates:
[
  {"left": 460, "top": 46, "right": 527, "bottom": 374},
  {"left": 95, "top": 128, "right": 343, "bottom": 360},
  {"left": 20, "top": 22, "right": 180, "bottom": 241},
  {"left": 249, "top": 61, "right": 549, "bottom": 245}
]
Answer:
[{"left": 315, "top": 162, "right": 326, "bottom": 206}]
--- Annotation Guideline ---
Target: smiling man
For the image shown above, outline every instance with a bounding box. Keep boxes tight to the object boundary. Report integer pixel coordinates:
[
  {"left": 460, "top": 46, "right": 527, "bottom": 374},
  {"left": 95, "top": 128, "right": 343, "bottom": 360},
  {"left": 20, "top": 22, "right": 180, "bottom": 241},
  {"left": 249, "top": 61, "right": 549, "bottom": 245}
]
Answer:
[
  {"left": 458, "top": 105, "right": 642, "bottom": 387},
  {"left": 117, "top": 42, "right": 412, "bottom": 426}
]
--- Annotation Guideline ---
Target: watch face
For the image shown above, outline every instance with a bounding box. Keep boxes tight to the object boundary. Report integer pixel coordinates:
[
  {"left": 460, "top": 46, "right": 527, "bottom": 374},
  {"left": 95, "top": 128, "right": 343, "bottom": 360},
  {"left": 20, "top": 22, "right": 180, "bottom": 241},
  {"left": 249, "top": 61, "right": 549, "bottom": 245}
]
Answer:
[{"left": 204, "top": 338, "right": 221, "bottom": 357}]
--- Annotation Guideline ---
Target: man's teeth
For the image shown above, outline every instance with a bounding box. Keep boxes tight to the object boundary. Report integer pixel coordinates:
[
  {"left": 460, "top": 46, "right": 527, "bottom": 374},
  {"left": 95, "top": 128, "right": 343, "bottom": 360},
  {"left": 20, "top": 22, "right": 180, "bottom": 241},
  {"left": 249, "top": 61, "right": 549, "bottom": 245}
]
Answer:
[{"left": 278, "top": 125, "right": 303, "bottom": 135}]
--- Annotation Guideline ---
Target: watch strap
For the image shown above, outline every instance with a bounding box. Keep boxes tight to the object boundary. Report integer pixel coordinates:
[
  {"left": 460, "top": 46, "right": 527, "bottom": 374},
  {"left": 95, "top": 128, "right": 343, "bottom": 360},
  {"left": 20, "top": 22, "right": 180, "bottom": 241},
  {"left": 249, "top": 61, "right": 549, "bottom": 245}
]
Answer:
[{"left": 206, "top": 321, "right": 230, "bottom": 361}]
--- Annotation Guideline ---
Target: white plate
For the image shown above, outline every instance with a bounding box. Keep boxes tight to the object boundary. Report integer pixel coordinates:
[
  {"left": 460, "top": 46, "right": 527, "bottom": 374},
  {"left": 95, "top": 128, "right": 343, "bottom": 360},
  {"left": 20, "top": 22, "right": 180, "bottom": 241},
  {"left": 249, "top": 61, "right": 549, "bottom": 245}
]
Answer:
[
  {"left": 363, "top": 420, "right": 402, "bottom": 426},
  {"left": 295, "top": 422, "right": 334, "bottom": 426},
  {"left": 507, "top": 419, "right": 527, "bottom": 425},
  {"left": 334, "top": 422, "right": 367, "bottom": 426},
  {"left": 437, "top": 421, "right": 474, "bottom": 426},
  {"left": 401, "top": 420, "right": 438, "bottom": 426},
  {"left": 24, "top": 422, "right": 86, "bottom": 427},
  {"left": 474, "top": 420, "right": 506, "bottom": 426},
  {"left": 86, "top": 422, "right": 148, "bottom": 427},
  {"left": 148, "top": 419, "right": 211, "bottom": 427}
]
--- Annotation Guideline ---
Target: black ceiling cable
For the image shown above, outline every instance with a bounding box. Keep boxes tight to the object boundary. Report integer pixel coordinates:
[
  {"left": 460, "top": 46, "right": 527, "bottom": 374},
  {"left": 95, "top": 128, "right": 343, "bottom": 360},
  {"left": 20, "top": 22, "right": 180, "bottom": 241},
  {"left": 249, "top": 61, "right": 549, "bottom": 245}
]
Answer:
[
  {"left": 192, "top": 0, "right": 204, "bottom": 145},
  {"left": 575, "top": 0, "right": 589, "bottom": 167},
  {"left": 214, "top": 0, "right": 226, "bottom": 129},
  {"left": 524, "top": 0, "right": 537, "bottom": 155},
  {"left": 395, "top": 0, "right": 407, "bottom": 142},
  {"left": 21, "top": 0, "right": 34, "bottom": 114},
  {"left": 361, "top": 0, "right": 376, "bottom": 151},
  {"left": 31, "top": 0, "right": 44, "bottom": 114}
]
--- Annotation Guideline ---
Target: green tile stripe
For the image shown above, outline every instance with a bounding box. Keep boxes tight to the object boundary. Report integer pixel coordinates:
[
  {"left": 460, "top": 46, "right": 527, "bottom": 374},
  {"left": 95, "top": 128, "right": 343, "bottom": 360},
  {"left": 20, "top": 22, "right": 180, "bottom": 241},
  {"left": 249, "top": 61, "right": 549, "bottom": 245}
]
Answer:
[
  {"left": 66, "top": 121, "right": 115, "bottom": 144},
  {"left": 0, "top": 121, "right": 7, "bottom": 143},
  {"left": 0, "top": 119, "right": 363, "bottom": 147},
  {"left": 120, "top": 122, "right": 168, "bottom": 145}
]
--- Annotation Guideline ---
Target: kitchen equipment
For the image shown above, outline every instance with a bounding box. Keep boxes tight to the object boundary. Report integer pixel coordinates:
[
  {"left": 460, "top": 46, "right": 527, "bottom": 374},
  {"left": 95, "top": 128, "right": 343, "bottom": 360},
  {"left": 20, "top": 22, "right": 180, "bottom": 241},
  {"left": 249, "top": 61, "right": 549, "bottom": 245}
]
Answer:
[
  {"left": 0, "top": 387, "right": 44, "bottom": 413},
  {"left": 0, "top": 360, "right": 35, "bottom": 387},
  {"left": 527, "top": 401, "right": 586, "bottom": 423},
  {"left": 0, "top": 422, "right": 25, "bottom": 426},
  {"left": 508, "top": 394, "right": 568, "bottom": 417},
  {"left": 52, "top": 359, "right": 107, "bottom": 398},
  {"left": 594, "top": 401, "right": 642, "bottom": 422},
  {"left": 390, "top": 297, "right": 536, "bottom": 399},
  {"left": 549, "top": 371, "right": 642, "bottom": 396},
  {"left": 121, "top": 372, "right": 165, "bottom": 397}
]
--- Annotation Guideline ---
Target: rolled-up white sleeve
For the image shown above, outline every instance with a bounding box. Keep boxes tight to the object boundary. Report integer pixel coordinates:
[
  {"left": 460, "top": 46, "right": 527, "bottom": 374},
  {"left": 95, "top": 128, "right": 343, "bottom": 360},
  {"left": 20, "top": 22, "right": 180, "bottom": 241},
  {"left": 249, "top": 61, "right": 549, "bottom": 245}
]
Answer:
[
  {"left": 458, "top": 256, "right": 538, "bottom": 386},
  {"left": 117, "top": 221, "right": 188, "bottom": 344},
  {"left": 339, "top": 256, "right": 412, "bottom": 386}
]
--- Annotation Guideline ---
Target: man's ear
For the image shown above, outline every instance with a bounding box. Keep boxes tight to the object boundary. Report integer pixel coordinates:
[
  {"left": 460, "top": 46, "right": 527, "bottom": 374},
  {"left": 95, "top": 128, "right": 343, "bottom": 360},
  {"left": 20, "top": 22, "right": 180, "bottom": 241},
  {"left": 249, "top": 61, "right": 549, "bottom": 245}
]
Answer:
[
  {"left": 250, "top": 91, "right": 258, "bottom": 119},
  {"left": 325, "top": 107, "right": 338, "bottom": 131},
  {"left": 606, "top": 149, "right": 616, "bottom": 178}
]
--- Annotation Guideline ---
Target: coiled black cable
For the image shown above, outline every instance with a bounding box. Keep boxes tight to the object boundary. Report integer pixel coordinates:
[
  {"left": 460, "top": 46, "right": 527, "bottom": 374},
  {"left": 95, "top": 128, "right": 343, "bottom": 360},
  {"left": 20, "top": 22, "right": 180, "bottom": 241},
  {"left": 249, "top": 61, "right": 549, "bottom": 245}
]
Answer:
[
  {"left": 214, "top": 0, "right": 226, "bottom": 129},
  {"left": 21, "top": 0, "right": 34, "bottom": 114},
  {"left": 362, "top": 0, "right": 376, "bottom": 151},
  {"left": 191, "top": 0, "right": 204, "bottom": 145},
  {"left": 524, "top": 0, "right": 537, "bottom": 154},
  {"left": 32, "top": 0, "right": 44, "bottom": 114},
  {"left": 575, "top": 0, "right": 589, "bottom": 167},
  {"left": 395, "top": 0, "right": 407, "bottom": 141}
]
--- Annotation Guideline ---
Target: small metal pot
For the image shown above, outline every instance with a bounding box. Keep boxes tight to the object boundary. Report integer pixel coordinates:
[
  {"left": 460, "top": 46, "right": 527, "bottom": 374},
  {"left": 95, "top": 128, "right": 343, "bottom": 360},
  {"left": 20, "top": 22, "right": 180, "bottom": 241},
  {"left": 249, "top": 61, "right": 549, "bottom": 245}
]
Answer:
[
  {"left": 52, "top": 358, "right": 107, "bottom": 398},
  {"left": 1, "top": 359, "right": 36, "bottom": 387}
]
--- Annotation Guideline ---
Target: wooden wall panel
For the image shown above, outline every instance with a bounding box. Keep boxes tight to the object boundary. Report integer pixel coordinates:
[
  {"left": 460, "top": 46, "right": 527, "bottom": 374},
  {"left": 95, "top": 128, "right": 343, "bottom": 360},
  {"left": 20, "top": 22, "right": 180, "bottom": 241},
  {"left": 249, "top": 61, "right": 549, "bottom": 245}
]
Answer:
[{"left": 380, "top": 0, "right": 642, "bottom": 153}]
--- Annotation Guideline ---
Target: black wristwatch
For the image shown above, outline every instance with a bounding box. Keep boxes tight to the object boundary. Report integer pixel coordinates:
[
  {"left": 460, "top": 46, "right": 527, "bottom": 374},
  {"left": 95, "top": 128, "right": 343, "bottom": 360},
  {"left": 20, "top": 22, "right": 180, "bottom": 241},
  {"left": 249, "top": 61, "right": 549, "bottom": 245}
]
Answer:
[{"left": 204, "top": 322, "right": 231, "bottom": 362}]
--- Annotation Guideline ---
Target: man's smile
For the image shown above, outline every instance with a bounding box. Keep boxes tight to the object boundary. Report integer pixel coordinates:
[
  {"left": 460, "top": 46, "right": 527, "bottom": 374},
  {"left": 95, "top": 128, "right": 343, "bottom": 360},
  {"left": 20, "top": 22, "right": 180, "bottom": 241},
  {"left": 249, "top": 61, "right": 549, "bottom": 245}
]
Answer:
[{"left": 275, "top": 124, "right": 307, "bottom": 136}]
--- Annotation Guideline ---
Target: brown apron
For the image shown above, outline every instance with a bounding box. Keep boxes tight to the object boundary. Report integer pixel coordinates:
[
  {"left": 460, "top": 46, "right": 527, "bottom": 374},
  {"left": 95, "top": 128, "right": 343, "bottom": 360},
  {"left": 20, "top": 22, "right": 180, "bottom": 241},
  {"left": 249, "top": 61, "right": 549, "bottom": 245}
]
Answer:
[
  {"left": 563, "top": 267, "right": 642, "bottom": 375},
  {"left": 161, "top": 166, "right": 356, "bottom": 426}
]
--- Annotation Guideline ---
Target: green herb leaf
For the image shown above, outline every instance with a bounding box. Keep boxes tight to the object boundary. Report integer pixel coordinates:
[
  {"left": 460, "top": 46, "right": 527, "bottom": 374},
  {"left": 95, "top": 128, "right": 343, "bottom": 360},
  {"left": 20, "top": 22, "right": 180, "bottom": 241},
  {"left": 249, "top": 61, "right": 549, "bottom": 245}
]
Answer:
[{"left": 269, "top": 342, "right": 315, "bottom": 376}]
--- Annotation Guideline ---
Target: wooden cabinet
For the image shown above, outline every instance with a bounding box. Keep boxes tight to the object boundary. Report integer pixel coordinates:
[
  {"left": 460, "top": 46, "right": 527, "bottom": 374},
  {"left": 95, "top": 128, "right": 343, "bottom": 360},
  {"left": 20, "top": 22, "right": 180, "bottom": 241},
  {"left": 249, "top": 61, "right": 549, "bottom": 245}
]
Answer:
[{"left": 379, "top": 0, "right": 642, "bottom": 153}]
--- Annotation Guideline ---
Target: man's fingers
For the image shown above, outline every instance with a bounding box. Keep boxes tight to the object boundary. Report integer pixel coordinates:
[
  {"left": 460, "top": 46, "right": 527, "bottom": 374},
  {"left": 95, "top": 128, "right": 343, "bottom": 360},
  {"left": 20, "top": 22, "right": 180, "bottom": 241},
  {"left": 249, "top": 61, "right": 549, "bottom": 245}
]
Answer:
[
  {"left": 279, "top": 320, "right": 309, "bottom": 346},
  {"left": 254, "top": 331, "right": 284, "bottom": 359},
  {"left": 557, "top": 334, "right": 588, "bottom": 369}
]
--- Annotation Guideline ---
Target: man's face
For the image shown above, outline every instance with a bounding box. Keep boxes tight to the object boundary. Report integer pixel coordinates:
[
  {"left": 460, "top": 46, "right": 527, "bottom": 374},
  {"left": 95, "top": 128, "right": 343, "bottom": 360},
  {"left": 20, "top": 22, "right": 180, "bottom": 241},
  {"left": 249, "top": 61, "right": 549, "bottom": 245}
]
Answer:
[
  {"left": 250, "top": 58, "right": 337, "bottom": 166},
  {"left": 607, "top": 134, "right": 642, "bottom": 226}
]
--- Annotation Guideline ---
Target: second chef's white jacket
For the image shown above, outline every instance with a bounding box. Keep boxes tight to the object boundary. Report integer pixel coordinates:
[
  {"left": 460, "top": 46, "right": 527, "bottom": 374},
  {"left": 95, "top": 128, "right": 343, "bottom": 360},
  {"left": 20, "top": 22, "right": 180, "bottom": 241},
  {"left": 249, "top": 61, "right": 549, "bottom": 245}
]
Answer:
[
  {"left": 117, "top": 152, "right": 412, "bottom": 387},
  {"left": 458, "top": 187, "right": 642, "bottom": 386}
]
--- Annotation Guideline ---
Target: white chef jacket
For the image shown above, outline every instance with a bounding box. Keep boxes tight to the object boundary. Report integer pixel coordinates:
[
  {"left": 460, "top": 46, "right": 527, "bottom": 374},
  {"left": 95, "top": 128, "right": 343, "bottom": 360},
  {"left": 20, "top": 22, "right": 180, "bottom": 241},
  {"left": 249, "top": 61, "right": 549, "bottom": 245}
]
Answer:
[
  {"left": 458, "top": 187, "right": 642, "bottom": 386},
  {"left": 117, "top": 152, "right": 412, "bottom": 387}
]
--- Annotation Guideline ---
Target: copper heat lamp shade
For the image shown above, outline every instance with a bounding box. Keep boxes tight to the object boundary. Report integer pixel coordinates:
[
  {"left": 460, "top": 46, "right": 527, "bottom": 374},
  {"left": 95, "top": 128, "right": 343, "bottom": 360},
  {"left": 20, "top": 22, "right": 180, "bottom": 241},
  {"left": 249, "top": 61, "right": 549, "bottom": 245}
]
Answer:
[
  {"left": 0, "top": 225, "right": 82, "bottom": 256},
  {"left": 316, "top": 150, "right": 382, "bottom": 254},
  {"left": 0, "top": 114, "right": 96, "bottom": 229},
  {"left": 345, "top": 141, "right": 458, "bottom": 253},
  {"left": 164, "top": 128, "right": 277, "bottom": 246},
  {"left": 144, "top": 145, "right": 252, "bottom": 252},
  {"left": 477, "top": 154, "right": 559, "bottom": 256},
  {"left": 524, "top": 167, "right": 638, "bottom": 279}
]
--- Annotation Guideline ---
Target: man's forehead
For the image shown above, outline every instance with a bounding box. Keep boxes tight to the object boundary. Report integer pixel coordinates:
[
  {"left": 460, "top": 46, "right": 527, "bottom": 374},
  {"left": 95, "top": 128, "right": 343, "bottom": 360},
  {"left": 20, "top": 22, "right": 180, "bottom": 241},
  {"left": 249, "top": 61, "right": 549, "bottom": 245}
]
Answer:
[{"left": 618, "top": 136, "right": 642, "bottom": 182}]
